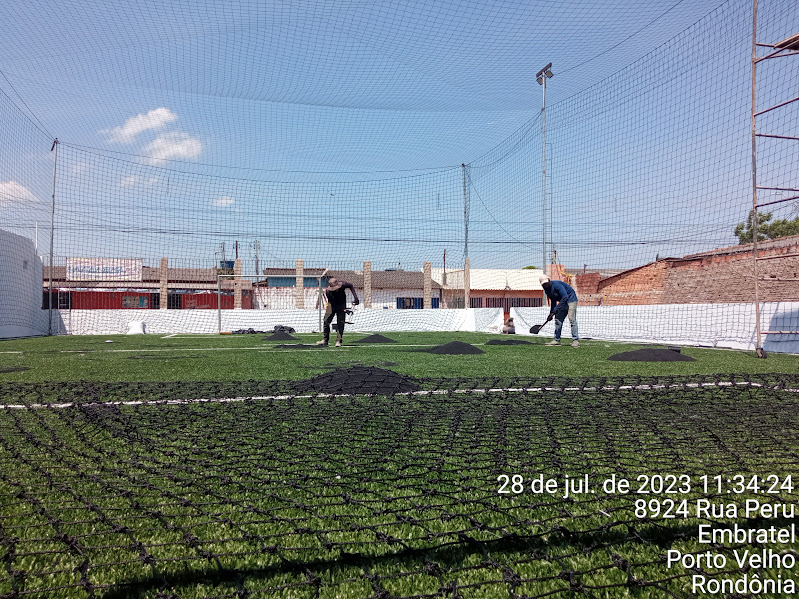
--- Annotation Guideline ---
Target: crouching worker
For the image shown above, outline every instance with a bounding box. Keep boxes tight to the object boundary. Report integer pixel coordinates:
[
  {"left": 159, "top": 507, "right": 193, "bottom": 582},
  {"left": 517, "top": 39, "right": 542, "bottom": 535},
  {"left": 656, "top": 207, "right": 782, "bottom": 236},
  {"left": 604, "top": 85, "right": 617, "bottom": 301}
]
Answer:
[
  {"left": 316, "top": 277, "right": 359, "bottom": 347},
  {"left": 540, "top": 275, "right": 579, "bottom": 347},
  {"left": 502, "top": 317, "right": 516, "bottom": 334}
]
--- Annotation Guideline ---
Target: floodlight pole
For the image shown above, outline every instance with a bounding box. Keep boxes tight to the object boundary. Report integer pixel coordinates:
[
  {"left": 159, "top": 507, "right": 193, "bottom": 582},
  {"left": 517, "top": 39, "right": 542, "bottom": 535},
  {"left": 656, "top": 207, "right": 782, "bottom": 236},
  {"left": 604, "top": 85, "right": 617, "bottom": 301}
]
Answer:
[{"left": 537, "top": 63, "right": 553, "bottom": 274}]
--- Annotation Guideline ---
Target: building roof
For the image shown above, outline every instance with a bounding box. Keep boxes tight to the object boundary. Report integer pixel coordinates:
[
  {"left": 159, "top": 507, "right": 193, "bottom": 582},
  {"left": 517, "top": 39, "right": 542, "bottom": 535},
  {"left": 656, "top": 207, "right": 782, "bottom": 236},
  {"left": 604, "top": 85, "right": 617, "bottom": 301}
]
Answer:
[
  {"left": 43, "top": 266, "right": 251, "bottom": 288},
  {"left": 260, "top": 268, "right": 441, "bottom": 290},
  {"left": 431, "top": 268, "right": 546, "bottom": 290},
  {"left": 262, "top": 267, "right": 327, "bottom": 277}
]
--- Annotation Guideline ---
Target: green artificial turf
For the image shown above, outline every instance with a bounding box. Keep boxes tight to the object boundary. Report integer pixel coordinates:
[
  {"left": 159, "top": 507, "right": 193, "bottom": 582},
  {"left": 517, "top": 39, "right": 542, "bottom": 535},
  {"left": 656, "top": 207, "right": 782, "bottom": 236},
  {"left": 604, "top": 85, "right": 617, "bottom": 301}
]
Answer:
[
  {"left": 0, "top": 332, "right": 796, "bottom": 383},
  {"left": 1, "top": 386, "right": 797, "bottom": 598},
  {"left": 1, "top": 333, "right": 798, "bottom": 598}
]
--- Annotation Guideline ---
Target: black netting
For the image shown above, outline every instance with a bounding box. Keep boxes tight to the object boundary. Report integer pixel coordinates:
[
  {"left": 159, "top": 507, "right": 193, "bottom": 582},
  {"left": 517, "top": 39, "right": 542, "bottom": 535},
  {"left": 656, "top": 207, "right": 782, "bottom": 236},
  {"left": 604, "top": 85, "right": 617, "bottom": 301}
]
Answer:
[{"left": 1, "top": 373, "right": 797, "bottom": 597}]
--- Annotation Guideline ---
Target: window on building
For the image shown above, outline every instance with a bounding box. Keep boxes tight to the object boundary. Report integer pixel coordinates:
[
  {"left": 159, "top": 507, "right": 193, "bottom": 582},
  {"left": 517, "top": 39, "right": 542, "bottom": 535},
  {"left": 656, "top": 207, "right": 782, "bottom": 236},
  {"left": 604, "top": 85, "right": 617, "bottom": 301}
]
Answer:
[
  {"left": 484, "top": 297, "right": 543, "bottom": 310},
  {"left": 122, "top": 295, "right": 148, "bottom": 309},
  {"left": 396, "top": 297, "right": 440, "bottom": 309}
]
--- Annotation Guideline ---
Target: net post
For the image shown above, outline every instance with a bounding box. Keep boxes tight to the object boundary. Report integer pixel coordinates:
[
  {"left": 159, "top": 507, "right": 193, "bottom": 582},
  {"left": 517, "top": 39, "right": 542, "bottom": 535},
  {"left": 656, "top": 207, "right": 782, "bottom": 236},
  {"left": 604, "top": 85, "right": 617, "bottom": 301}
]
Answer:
[
  {"left": 464, "top": 257, "right": 470, "bottom": 309},
  {"left": 217, "top": 273, "right": 222, "bottom": 334},
  {"left": 364, "top": 261, "right": 372, "bottom": 308},
  {"left": 423, "top": 262, "right": 432, "bottom": 309},
  {"left": 750, "top": 0, "right": 765, "bottom": 358},
  {"left": 318, "top": 267, "right": 328, "bottom": 333},
  {"left": 48, "top": 138, "right": 58, "bottom": 336},
  {"left": 159, "top": 257, "right": 168, "bottom": 309},
  {"left": 234, "top": 258, "right": 242, "bottom": 309},
  {"left": 295, "top": 259, "right": 304, "bottom": 309}
]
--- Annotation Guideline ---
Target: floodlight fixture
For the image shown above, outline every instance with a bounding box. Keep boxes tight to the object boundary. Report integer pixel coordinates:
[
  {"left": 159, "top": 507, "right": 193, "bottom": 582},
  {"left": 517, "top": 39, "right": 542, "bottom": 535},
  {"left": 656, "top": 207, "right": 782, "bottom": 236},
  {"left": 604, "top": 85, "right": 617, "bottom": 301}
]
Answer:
[
  {"left": 774, "top": 32, "right": 799, "bottom": 51},
  {"left": 535, "top": 62, "right": 553, "bottom": 85}
]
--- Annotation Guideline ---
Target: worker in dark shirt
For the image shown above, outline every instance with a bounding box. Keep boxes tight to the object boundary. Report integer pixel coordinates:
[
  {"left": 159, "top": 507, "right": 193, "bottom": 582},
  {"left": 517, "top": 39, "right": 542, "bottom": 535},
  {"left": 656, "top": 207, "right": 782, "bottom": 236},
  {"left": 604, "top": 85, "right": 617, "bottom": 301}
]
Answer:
[
  {"left": 316, "top": 277, "right": 359, "bottom": 347},
  {"left": 540, "top": 275, "right": 579, "bottom": 347}
]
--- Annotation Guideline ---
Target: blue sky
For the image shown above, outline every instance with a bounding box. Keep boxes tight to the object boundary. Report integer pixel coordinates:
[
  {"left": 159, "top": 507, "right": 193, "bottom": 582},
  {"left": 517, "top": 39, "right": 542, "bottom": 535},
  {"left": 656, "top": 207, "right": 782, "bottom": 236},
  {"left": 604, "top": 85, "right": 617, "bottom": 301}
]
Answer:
[{"left": 1, "top": 0, "right": 797, "bottom": 272}]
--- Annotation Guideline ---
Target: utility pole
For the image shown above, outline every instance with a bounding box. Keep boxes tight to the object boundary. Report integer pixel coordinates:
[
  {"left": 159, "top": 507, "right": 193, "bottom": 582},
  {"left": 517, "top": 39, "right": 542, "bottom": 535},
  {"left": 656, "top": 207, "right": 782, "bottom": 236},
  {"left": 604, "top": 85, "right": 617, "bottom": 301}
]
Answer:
[
  {"left": 253, "top": 240, "right": 260, "bottom": 278},
  {"left": 461, "top": 164, "right": 468, "bottom": 261}
]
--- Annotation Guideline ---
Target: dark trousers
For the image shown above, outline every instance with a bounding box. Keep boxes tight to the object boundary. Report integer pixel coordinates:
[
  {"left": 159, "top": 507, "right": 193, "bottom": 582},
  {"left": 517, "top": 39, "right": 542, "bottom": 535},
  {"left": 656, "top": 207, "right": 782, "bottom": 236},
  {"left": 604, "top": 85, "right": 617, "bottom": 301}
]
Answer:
[{"left": 323, "top": 305, "right": 346, "bottom": 343}]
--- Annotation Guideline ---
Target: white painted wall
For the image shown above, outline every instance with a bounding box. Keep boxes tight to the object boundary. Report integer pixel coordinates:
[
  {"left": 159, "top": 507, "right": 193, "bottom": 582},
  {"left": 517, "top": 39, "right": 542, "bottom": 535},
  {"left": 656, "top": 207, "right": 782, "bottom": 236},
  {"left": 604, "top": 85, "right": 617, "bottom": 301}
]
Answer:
[
  {"left": 511, "top": 303, "right": 799, "bottom": 353},
  {"left": 0, "top": 229, "right": 48, "bottom": 338},
  {"left": 50, "top": 308, "right": 505, "bottom": 335},
  {"left": 31, "top": 298, "right": 799, "bottom": 354},
  {"left": 251, "top": 286, "right": 442, "bottom": 310}
]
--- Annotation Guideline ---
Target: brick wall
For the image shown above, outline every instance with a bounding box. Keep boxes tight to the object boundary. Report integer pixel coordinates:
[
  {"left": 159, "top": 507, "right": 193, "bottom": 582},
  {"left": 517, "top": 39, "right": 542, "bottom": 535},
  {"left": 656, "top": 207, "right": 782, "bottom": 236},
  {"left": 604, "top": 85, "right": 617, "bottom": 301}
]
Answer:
[
  {"left": 585, "top": 261, "right": 670, "bottom": 305},
  {"left": 665, "top": 249, "right": 799, "bottom": 303},
  {"left": 586, "top": 236, "right": 799, "bottom": 305},
  {"left": 574, "top": 273, "right": 601, "bottom": 304}
]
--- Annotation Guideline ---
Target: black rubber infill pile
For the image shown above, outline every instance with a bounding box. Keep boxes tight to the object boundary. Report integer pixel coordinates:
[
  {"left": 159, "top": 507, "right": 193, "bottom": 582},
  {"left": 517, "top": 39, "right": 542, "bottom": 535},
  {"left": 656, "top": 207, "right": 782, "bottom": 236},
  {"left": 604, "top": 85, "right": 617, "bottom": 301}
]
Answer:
[
  {"left": 426, "top": 341, "right": 485, "bottom": 354},
  {"left": 263, "top": 330, "right": 298, "bottom": 340},
  {"left": 355, "top": 334, "right": 397, "bottom": 343},
  {"left": 294, "top": 366, "right": 421, "bottom": 395},
  {"left": 608, "top": 347, "right": 695, "bottom": 362}
]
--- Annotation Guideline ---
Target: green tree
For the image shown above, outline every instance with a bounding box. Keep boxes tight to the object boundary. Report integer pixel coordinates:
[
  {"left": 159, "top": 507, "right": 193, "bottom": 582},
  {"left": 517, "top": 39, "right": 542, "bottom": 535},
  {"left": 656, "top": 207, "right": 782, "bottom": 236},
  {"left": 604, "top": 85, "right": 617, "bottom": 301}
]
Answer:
[
  {"left": 522, "top": 265, "right": 538, "bottom": 270},
  {"left": 734, "top": 209, "right": 799, "bottom": 244}
]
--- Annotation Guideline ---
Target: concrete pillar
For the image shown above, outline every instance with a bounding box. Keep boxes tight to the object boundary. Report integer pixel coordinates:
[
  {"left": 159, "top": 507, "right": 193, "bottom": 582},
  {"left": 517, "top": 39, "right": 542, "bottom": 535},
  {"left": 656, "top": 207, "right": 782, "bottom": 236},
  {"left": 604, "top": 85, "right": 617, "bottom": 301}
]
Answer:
[
  {"left": 233, "top": 258, "right": 242, "bottom": 309},
  {"left": 295, "top": 259, "right": 305, "bottom": 308},
  {"left": 423, "top": 261, "right": 432, "bottom": 309},
  {"left": 464, "top": 257, "right": 470, "bottom": 309},
  {"left": 363, "top": 261, "right": 372, "bottom": 308},
  {"left": 159, "top": 257, "right": 168, "bottom": 309}
]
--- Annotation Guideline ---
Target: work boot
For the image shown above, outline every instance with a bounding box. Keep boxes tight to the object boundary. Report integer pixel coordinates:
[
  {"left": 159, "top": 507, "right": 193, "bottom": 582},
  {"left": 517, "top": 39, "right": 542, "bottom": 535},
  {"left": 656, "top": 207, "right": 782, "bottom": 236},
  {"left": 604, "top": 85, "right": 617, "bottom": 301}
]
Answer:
[
  {"left": 571, "top": 340, "right": 580, "bottom": 348},
  {"left": 315, "top": 339, "right": 328, "bottom": 346},
  {"left": 545, "top": 340, "right": 561, "bottom": 346}
]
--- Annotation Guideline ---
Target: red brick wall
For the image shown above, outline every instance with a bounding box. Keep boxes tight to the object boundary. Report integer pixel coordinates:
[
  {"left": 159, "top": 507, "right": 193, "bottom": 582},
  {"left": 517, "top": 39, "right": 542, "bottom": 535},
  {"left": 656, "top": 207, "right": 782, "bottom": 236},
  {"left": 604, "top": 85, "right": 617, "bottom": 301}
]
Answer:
[
  {"left": 586, "top": 261, "right": 670, "bottom": 305},
  {"left": 574, "top": 273, "right": 601, "bottom": 304},
  {"left": 585, "top": 239, "right": 799, "bottom": 305},
  {"left": 665, "top": 248, "right": 799, "bottom": 303}
]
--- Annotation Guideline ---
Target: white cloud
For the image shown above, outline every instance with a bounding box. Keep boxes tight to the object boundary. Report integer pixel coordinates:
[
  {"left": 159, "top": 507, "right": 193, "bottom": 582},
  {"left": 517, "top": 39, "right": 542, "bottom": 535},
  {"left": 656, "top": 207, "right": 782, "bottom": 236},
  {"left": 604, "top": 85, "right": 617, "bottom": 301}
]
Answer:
[
  {"left": 213, "top": 196, "right": 235, "bottom": 207},
  {"left": 120, "top": 175, "right": 159, "bottom": 187},
  {"left": 71, "top": 161, "right": 89, "bottom": 176},
  {"left": 105, "top": 107, "right": 177, "bottom": 144},
  {"left": 0, "top": 181, "right": 39, "bottom": 207},
  {"left": 144, "top": 132, "right": 202, "bottom": 165}
]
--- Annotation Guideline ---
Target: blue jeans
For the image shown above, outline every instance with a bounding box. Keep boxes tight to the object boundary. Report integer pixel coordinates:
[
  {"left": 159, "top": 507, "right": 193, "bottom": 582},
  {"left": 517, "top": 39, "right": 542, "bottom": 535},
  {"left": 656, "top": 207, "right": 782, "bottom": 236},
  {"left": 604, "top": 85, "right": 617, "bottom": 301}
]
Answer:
[{"left": 553, "top": 301, "right": 578, "bottom": 341}]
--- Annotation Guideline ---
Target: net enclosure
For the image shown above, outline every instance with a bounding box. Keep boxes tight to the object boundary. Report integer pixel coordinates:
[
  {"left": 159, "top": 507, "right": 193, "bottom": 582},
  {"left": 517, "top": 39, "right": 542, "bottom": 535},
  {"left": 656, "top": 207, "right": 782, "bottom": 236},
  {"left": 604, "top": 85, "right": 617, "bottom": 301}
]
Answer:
[
  {"left": 0, "top": 0, "right": 798, "bottom": 348},
  {"left": 0, "top": 373, "right": 798, "bottom": 597}
]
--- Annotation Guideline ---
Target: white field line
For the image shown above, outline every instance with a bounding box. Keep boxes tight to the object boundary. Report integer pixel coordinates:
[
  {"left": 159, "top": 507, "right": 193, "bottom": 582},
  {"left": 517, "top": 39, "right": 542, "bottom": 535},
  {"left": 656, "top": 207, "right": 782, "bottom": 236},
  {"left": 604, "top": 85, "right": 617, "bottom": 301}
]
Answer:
[
  {"left": 257, "top": 349, "right": 351, "bottom": 353},
  {"left": 60, "top": 347, "right": 279, "bottom": 353},
  {"left": 1, "top": 381, "right": 795, "bottom": 410},
  {"left": 33, "top": 343, "right": 448, "bottom": 354},
  {"left": 165, "top": 334, "right": 320, "bottom": 339},
  {"left": 163, "top": 334, "right": 246, "bottom": 338}
]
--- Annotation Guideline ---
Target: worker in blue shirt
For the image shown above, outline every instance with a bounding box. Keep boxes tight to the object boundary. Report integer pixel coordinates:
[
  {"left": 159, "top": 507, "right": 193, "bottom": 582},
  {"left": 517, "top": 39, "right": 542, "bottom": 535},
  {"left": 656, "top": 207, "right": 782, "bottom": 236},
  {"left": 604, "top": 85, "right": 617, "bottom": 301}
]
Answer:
[{"left": 540, "top": 275, "right": 579, "bottom": 347}]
